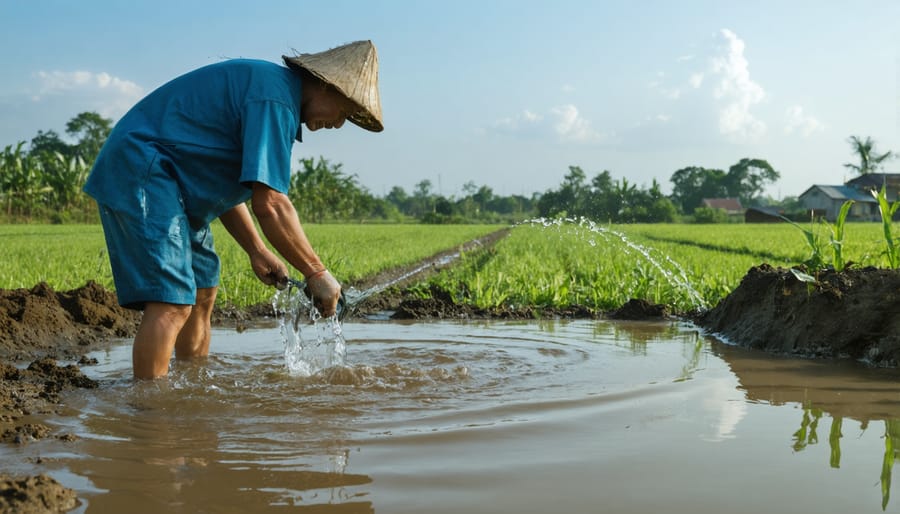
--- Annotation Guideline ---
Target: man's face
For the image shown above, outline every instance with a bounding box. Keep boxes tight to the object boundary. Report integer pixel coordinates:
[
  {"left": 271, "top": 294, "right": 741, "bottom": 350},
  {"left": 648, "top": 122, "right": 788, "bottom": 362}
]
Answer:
[{"left": 303, "top": 85, "right": 357, "bottom": 131}]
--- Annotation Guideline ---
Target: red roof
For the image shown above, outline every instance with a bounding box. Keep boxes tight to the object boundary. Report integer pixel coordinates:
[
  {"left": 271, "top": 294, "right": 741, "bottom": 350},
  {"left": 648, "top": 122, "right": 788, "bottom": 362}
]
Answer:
[{"left": 701, "top": 198, "right": 744, "bottom": 212}]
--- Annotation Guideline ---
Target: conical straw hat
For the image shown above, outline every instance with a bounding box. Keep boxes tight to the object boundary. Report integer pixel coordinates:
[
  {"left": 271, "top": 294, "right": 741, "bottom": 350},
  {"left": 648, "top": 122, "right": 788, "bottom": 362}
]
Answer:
[{"left": 283, "top": 40, "right": 383, "bottom": 132}]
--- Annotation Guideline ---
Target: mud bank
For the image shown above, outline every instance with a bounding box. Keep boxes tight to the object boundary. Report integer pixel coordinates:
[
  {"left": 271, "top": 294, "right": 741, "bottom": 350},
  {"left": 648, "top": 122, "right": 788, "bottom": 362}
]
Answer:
[{"left": 695, "top": 264, "right": 900, "bottom": 365}]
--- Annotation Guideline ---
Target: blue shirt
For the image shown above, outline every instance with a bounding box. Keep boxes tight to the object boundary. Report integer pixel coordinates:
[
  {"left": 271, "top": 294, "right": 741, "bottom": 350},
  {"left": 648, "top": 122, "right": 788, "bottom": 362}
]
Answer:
[{"left": 84, "top": 59, "right": 303, "bottom": 228}]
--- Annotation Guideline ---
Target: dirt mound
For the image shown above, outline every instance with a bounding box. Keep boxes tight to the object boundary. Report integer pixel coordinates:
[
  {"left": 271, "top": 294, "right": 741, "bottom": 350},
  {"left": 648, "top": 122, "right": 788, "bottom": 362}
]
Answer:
[
  {"left": 695, "top": 264, "right": 900, "bottom": 365},
  {"left": 0, "top": 474, "right": 78, "bottom": 514},
  {"left": 384, "top": 283, "right": 601, "bottom": 320},
  {"left": 609, "top": 298, "right": 672, "bottom": 320},
  {"left": 0, "top": 281, "right": 140, "bottom": 361}
]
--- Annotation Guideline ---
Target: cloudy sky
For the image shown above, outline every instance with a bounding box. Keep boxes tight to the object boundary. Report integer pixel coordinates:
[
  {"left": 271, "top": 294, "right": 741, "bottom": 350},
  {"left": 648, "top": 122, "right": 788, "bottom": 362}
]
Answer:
[{"left": 1, "top": 0, "right": 898, "bottom": 199}]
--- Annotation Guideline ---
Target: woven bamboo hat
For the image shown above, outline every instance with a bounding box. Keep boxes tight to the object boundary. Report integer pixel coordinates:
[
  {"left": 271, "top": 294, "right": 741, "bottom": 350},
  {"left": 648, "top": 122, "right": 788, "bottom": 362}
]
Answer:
[{"left": 283, "top": 40, "right": 383, "bottom": 132}]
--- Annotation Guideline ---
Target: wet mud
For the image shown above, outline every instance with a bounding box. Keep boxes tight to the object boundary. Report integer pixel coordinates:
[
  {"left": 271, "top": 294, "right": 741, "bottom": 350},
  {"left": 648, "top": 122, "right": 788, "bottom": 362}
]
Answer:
[{"left": 0, "top": 237, "right": 895, "bottom": 511}]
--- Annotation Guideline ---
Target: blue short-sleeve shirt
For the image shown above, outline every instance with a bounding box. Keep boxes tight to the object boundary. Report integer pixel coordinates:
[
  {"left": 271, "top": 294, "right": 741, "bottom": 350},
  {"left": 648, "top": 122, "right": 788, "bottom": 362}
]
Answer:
[{"left": 84, "top": 59, "right": 303, "bottom": 228}]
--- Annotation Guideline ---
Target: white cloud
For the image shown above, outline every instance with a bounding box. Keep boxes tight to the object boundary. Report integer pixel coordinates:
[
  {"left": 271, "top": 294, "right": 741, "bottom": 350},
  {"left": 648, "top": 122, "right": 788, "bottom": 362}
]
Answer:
[
  {"left": 489, "top": 105, "right": 608, "bottom": 143},
  {"left": 784, "top": 105, "right": 824, "bottom": 136},
  {"left": 491, "top": 109, "right": 543, "bottom": 133},
  {"left": 689, "top": 73, "right": 704, "bottom": 88},
  {"left": 550, "top": 104, "right": 606, "bottom": 142},
  {"left": 709, "top": 29, "right": 766, "bottom": 142},
  {"left": 561, "top": 84, "right": 575, "bottom": 93},
  {"left": 31, "top": 70, "right": 144, "bottom": 119}
]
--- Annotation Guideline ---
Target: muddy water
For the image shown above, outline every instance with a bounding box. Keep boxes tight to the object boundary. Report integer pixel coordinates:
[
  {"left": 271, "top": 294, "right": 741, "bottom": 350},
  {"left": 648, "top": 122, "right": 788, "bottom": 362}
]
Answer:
[{"left": 6, "top": 320, "right": 900, "bottom": 513}]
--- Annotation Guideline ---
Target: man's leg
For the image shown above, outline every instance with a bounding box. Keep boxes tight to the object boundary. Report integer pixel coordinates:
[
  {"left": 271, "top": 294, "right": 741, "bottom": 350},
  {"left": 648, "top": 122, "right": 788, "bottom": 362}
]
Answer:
[
  {"left": 174, "top": 286, "right": 218, "bottom": 359},
  {"left": 133, "top": 302, "right": 193, "bottom": 379}
]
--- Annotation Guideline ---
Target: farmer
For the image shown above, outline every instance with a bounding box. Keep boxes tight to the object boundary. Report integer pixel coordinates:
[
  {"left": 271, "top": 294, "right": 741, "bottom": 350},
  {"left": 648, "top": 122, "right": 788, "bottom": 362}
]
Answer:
[{"left": 83, "top": 40, "right": 383, "bottom": 379}]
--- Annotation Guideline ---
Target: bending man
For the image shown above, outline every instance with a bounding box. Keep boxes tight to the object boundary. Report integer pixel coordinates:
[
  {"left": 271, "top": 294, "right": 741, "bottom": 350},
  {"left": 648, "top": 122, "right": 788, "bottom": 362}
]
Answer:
[{"left": 83, "top": 41, "right": 383, "bottom": 379}]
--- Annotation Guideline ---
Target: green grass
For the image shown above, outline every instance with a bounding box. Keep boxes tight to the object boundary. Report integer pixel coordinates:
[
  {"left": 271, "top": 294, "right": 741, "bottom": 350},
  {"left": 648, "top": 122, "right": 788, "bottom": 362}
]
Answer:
[
  {"left": 0, "top": 223, "right": 503, "bottom": 306},
  {"left": 1, "top": 220, "right": 895, "bottom": 312},
  {"left": 425, "top": 220, "right": 896, "bottom": 313}
]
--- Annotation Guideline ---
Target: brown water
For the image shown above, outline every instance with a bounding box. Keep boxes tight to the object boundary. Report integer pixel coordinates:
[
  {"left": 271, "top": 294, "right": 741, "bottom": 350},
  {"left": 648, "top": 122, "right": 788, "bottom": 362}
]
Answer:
[{"left": 5, "top": 319, "right": 900, "bottom": 513}]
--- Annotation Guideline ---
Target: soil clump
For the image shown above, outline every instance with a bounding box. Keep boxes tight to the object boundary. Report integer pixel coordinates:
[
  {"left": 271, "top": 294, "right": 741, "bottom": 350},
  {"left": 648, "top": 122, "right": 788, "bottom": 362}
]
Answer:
[
  {"left": 0, "top": 281, "right": 140, "bottom": 362},
  {"left": 695, "top": 264, "right": 900, "bottom": 365}
]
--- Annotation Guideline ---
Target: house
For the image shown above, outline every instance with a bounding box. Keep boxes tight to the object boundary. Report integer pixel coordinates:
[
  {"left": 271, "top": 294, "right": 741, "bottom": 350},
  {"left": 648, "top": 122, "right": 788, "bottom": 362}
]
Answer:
[
  {"left": 700, "top": 197, "right": 744, "bottom": 216},
  {"left": 845, "top": 173, "right": 900, "bottom": 201},
  {"left": 798, "top": 185, "right": 878, "bottom": 221},
  {"left": 799, "top": 172, "right": 900, "bottom": 221},
  {"left": 744, "top": 206, "right": 784, "bottom": 223}
]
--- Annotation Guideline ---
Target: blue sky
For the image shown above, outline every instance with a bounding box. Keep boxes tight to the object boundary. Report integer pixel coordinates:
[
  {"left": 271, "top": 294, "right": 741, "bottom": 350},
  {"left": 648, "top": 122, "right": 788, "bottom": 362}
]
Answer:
[{"left": 2, "top": 0, "right": 898, "bottom": 200}]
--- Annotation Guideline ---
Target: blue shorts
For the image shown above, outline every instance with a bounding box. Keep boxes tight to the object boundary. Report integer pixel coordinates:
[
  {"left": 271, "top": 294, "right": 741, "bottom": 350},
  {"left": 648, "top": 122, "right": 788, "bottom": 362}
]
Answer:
[{"left": 97, "top": 186, "right": 221, "bottom": 310}]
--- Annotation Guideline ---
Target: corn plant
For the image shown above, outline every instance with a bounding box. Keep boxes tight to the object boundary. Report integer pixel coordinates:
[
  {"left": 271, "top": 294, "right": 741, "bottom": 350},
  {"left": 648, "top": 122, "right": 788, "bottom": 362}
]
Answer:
[
  {"left": 872, "top": 185, "right": 900, "bottom": 269},
  {"left": 780, "top": 214, "right": 827, "bottom": 271},
  {"left": 779, "top": 201, "right": 854, "bottom": 272},
  {"left": 825, "top": 200, "right": 853, "bottom": 271}
]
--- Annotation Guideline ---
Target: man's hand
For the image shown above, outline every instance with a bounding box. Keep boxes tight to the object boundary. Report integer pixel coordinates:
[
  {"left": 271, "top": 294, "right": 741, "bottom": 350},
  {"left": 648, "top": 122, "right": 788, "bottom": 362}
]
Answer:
[
  {"left": 250, "top": 248, "right": 289, "bottom": 287},
  {"left": 306, "top": 270, "right": 341, "bottom": 317}
]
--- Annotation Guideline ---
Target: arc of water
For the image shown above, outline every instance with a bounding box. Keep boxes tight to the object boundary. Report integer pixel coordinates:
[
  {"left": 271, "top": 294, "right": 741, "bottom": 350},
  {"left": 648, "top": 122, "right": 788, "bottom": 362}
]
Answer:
[{"left": 521, "top": 217, "right": 706, "bottom": 309}]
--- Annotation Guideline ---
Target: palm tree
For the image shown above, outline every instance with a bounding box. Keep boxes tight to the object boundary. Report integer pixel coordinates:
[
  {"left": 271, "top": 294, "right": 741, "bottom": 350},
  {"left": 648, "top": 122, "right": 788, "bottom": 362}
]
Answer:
[{"left": 844, "top": 135, "right": 894, "bottom": 175}]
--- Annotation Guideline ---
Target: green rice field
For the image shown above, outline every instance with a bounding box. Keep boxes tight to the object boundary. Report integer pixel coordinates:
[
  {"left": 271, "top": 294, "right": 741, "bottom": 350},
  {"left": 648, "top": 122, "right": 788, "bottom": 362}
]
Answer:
[
  {"left": 0, "top": 220, "right": 895, "bottom": 310},
  {"left": 0, "top": 223, "right": 502, "bottom": 306}
]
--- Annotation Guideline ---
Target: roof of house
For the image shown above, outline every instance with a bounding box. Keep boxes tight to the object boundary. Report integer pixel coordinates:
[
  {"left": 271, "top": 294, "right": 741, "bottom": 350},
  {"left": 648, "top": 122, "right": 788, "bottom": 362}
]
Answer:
[
  {"left": 845, "top": 173, "right": 900, "bottom": 190},
  {"left": 745, "top": 206, "right": 783, "bottom": 216},
  {"left": 799, "top": 184, "right": 876, "bottom": 202},
  {"left": 701, "top": 197, "right": 743, "bottom": 212}
]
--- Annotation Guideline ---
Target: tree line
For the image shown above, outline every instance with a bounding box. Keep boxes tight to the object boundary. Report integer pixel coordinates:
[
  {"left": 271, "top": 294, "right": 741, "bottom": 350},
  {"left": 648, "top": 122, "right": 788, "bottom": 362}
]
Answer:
[{"left": 1, "top": 111, "right": 891, "bottom": 224}]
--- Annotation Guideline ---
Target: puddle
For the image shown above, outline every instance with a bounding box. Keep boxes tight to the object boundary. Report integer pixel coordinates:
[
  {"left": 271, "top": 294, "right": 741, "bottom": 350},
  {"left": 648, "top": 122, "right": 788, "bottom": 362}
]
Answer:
[{"left": 5, "top": 320, "right": 900, "bottom": 513}]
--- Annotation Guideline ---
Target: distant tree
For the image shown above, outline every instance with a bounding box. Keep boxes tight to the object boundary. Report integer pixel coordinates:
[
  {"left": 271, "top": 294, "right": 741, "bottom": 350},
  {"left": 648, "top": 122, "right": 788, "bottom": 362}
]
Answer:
[
  {"left": 723, "top": 158, "right": 780, "bottom": 205},
  {"left": 288, "top": 156, "right": 375, "bottom": 222},
  {"left": 538, "top": 166, "right": 590, "bottom": 217},
  {"left": 644, "top": 179, "right": 678, "bottom": 223},
  {"left": 65, "top": 111, "right": 113, "bottom": 164},
  {"left": 461, "top": 181, "right": 478, "bottom": 217},
  {"left": 385, "top": 186, "right": 410, "bottom": 213},
  {"left": 670, "top": 159, "right": 778, "bottom": 213},
  {"left": 538, "top": 166, "right": 675, "bottom": 223},
  {"left": 411, "top": 180, "right": 435, "bottom": 217},
  {"left": 669, "top": 166, "right": 727, "bottom": 214},
  {"left": 472, "top": 185, "right": 494, "bottom": 215},
  {"left": 30, "top": 130, "right": 72, "bottom": 157},
  {"left": 843, "top": 135, "right": 894, "bottom": 175}
]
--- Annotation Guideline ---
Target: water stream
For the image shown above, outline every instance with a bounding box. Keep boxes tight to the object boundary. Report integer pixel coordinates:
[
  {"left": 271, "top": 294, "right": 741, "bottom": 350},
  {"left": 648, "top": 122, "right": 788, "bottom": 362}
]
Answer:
[{"left": 523, "top": 217, "right": 706, "bottom": 308}]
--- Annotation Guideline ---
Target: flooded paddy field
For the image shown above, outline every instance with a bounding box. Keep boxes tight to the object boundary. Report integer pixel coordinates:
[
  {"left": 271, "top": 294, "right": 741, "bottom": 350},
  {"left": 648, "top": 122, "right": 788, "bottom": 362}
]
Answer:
[{"left": 5, "top": 319, "right": 900, "bottom": 513}]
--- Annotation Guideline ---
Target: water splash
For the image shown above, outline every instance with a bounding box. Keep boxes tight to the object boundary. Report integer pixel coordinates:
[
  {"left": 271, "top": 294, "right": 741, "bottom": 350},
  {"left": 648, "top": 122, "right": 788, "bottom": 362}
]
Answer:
[
  {"left": 272, "top": 286, "right": 346, "bottom": 376},
  {"left": 340, "top": 252, "right": 463, "bottom": 316},
  {"left": 522, "top": 217, "right": 706, "bottom": 309}
]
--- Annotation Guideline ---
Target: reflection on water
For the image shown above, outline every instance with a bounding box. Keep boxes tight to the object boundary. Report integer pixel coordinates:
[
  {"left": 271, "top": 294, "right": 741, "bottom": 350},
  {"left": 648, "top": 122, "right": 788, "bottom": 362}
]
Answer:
[
  {"left": 5, "top": 320, "right": 900, "bottom": 513},
  {"left": 713, "top": 343, "right": 900, "bottom": 510}
]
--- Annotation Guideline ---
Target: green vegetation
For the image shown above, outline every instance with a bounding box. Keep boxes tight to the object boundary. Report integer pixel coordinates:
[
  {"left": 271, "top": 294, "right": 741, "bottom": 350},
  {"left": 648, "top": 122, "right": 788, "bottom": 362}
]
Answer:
[
  {"left": 421, "top": 220, "right": 894, "bottom": 313},
  {"left": 669, "top": 158, "right": 780, "bottom": 215},
  {"left": 872, "top": 185, "right": 900, "bottom": 269},
  {"left": 3, "top": 221, "right": 896, "bottom": 311},
  {"left": 0, "top": 223, "right": 501, "bottom": 306},
  {"left": 6, "top": 111, "right": 892, "bottom": 227}
]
